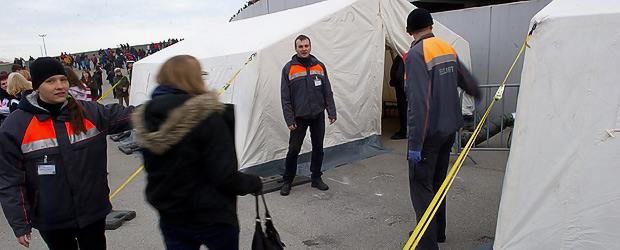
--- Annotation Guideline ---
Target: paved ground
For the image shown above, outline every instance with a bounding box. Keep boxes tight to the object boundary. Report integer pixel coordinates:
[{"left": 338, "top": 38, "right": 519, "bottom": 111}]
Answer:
[{"left": 0, "top": 75, "right": 508, "bottom": 249}]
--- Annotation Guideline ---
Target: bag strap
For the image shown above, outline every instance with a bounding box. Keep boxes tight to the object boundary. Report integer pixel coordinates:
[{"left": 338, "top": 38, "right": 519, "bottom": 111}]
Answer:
[
  {"left": 260, "top": 194, "right": 272, "bottom": 219},
  {"left": 255, "top": 195, "right": 262, "bottom": 221}
]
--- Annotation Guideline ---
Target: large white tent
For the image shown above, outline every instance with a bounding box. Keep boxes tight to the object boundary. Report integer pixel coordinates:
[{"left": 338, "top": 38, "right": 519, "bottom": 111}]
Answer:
[
  {"left": 494, "top": 0, "right": 620, "bottom": 249},
  {"left": 129, "top": 0, "right": 471, "bottom": 173}
]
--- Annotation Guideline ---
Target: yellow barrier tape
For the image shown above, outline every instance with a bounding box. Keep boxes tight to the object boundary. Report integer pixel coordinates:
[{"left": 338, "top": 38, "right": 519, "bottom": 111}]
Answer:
[
  {"left": 404, "top": 22, "right": 537, "bottom": 250},
  {"left": 97, "top": 73, "right": 126, "bottom": 102},
  {"left": 109, "top": 52, "right": 257, "bottom": 200},
  {"left": 109, "top": 165, "right": 144, "bottom": 200}
]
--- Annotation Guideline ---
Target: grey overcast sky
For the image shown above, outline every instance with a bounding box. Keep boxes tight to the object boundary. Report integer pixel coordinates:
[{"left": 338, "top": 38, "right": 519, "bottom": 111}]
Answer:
[{"left": 0, "top": 0, "right": 251, "bottom": 62}]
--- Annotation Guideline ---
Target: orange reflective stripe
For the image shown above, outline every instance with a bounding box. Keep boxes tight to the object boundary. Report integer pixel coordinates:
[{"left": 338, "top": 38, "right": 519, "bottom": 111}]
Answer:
[
  {"left": 289, "top": 65, "right": 306, "bottom": 76},
  {"left": 310, "top": 64, "right": 325, "bottom": 72},
  {"left": 288, "top": 65, "right": 307, "bottom": 81},
  {"left": 65, "top": 119, "right": 96, "bottom": 136},
  {"left": 21, "top": 117, "right": 58, "bottom": 153},
  {"left": 22, "top": 117, "right": 55, "bottom": 144},
  {"left": 423, "top": 37, "right": 457, "bottom": 70},
  {"left": 65, "top": 119, "right": 101, "bottom": 144}
]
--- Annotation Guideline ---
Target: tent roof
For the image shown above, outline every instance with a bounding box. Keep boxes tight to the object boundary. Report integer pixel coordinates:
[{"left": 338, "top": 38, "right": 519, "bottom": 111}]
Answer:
[{"left": 137, "top": 0, "right": 358, "bottom": 64}]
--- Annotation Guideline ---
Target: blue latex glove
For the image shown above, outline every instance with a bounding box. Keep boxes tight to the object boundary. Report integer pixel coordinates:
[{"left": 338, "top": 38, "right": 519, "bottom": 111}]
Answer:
[{"left": 408, "top": 150, "right": 421, "bottom": 164}]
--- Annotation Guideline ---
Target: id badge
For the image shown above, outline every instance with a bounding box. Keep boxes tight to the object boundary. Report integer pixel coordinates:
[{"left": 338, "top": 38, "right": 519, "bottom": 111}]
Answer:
[
  {"left": 314, "top": 76, "right": 322, "bottom": 86},
  {"left": 38, "top": 163, "right": 56, "bottom": 175},
  {"left": 37, "top": 156, "right": 56, "bottom": 175}
]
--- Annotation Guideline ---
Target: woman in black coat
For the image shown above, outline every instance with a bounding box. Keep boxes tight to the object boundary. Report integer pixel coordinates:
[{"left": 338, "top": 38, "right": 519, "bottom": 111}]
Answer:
[{"left": 133, "top": 55, "right": 262, "bottom": 250}]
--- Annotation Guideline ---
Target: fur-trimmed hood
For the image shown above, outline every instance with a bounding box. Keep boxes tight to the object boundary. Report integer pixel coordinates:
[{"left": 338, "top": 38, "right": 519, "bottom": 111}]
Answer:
[{"left": 133, "top": 92, "right": 224, "bottom": 155}]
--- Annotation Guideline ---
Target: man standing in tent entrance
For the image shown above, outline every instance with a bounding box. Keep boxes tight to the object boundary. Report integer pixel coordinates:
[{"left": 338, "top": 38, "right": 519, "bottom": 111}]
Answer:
[
  {"left": 404, "top": 9, "right": 480, "bottom": 250},
  {"left": 280, "top": 34, "right": 337, "bottom": 196}
]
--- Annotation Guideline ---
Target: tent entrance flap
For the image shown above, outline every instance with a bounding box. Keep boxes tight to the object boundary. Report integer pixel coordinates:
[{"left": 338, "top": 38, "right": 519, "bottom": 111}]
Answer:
[{"left": 240, "top": 135, "right": 391, "bottom": 177}]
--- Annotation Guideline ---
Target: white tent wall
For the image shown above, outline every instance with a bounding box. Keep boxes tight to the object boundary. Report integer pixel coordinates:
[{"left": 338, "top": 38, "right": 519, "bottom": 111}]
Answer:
[
  {"left": 244, "top": 4, "right": 386, "bottom": 168},
  {"left": 493, "top": 0, "right": 620, "bottom": 249},
  {"left": 130, "top": 0, "right": 472, "bottom": 173}
]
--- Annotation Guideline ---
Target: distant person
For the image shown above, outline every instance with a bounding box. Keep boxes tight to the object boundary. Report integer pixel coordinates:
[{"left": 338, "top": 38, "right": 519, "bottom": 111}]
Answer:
[
  {"left": 11, "top": 64, "right": 21, "bottom": 73},
  {"left": 6, "top": 72, "right": 32, "bottom": 112},
  {"left": 101, "top": 54, "right": 108, "bottom": 68},
  {"left": 389, "top": 54, "right": 407, "bottom": 140},
  {"left": 0, "top": 74, "right": 15, "bottom": 124},
  {"left": 106, "top": 68, "right": 117, "bottom": 99},
  {"left": 280, "top": 35, "right": 336, "bottom": 196},
  {"left": 114, "top": 56, "right": 125, "bottom": 69},
  {"left": 81, "top": 70, "right": 99, "bottom": 101},
  {"left": 404, "top": 9, "right": 480, "bottom": 250},
  {"left": 92, "top": 54, "right": 98, "bottom": 69},
  {"left": 113, "top": 68, "right": 130, "bottom": 106},
  {"left": 66, "top": 66, "right": 90, "bottom": 101},
  {"left": 126, "top": 60, "right": 134, "bottom": 83},
  {"left": 0, "top": 57, "right": 134, "bottom": 249},
  {"left": 133, "top": 55, "right": 262, "bottom": 250},
  {"left": 93, "top": 66, "right": 104, "bottom": 97}
]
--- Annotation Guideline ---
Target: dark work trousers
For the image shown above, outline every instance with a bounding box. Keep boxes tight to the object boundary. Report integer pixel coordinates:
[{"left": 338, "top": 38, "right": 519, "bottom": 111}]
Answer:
[
  {"left": 38, "top": 218, "right": 106, "bottom": 250},
  {"left": 408, "top": 133, "right": 454, "bottom": 250},
  {"left": 394, "top": 84, "right": 407, "bottom": 134},
  {"left": 283, "top": 112, "right": 325, "bottom": 183},
  {"left": 159, "top": 220, "right": 240, "bottom": 250}
]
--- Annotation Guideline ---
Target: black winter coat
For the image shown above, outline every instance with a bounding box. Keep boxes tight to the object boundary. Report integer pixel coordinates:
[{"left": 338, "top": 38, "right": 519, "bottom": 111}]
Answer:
[
  {"left": 133, "top": 90, "right": 262, "bottom": 227},
  {"left": 0, "top": 90, "right": 134, "bottom": 237}
]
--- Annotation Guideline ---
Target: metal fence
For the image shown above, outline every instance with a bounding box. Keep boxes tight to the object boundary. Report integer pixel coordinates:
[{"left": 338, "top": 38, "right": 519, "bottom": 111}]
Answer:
[{"left": 454, "top": 83, "right": 520, "bottom": 161}]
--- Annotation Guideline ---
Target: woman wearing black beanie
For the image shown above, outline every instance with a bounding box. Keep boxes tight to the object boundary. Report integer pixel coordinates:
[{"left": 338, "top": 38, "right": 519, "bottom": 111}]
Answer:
[{"left": 0, "top": 57, "right": 135, "bottom": 249}]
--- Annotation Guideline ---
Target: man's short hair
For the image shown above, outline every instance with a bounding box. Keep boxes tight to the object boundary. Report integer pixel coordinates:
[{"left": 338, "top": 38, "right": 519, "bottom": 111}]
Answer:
[
  {"left": 295, "top": 35, "right": 311, "bottom": 47},
  {"left": 11, "top": 64, "right": 21, "bottom": 72}
]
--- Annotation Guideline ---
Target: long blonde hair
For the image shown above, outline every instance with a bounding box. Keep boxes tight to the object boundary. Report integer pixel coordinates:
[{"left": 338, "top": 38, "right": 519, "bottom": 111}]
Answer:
[
  {"left": 156, "top": 55, "right": 207, "bottom": 95},
  {"left": 7, "top": 72, "right": 32, "bottom": 96},
  {"left": 18, "top": 70, "right": 31, "bottom": 81}
]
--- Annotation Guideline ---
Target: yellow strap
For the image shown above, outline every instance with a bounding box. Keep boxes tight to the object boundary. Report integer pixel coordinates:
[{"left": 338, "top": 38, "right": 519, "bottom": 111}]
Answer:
[
  {"left": 217, "top": 52, "right": 256, "bottom": 95},
  {"left": 109, "top": 52, "right": 257, "bottom": 200},
  {"left": 97, "top": 75, "right": 126, "bottom": 102},
  {"left": 404, "top": 23, "right": 537, "bottom": 250},
  {"left": 109, "top": 165, "right": 144, "bottom": 200}
]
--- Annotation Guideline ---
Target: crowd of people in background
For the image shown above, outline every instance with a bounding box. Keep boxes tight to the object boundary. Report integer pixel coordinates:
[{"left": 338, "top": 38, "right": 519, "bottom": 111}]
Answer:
[
  {"left": 0, "top": 38, "right": 182, "bottom": 109},
  {"left": 56, "top": 38, "right": 181, "bottom": 73},
  {"left": 230, "top": 0, "right": 261, "bottom": 21}
]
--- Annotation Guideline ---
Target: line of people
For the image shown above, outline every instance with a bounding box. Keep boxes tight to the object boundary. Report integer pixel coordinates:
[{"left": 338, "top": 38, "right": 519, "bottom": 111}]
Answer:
[{"left": 230, "top": 0, "right": 262, "bottom": 21}]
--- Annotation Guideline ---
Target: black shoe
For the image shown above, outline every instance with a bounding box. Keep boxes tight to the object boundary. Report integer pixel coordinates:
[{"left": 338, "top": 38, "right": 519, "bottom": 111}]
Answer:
[
  {"left": 311, "top": 178, "right": 329, "bottom": 191},
  {"left": 280, "top": 183, "right": 291, "bottom": 196},
  {"left": 390, "top": 132, "right": 407, "bottom": 140},
  {"left": 437, "top": 235, "right": 446, "bottom": 243}
]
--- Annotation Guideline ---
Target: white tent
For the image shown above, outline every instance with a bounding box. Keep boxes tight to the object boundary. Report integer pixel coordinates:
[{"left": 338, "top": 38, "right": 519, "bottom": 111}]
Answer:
[
  {"left": 129, "top": 0, "right": 471, "bottom": 172},
  {"left": 494, "top": 0, "right": 620, "bottom": 249}
]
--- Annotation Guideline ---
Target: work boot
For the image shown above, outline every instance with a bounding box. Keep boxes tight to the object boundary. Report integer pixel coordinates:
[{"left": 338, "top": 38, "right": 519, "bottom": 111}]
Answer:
[
  {"left": 280, "top": 182, "right": 291, "bottom": 196},
  {"left": 311, "top": 178, "right": 329, "bottom": 191},
  {"left": 390, "top": 132, "right": 407, "bottom": 140},
  {"left": 437, "top": 235, "right": 446, "bottom": 243}
]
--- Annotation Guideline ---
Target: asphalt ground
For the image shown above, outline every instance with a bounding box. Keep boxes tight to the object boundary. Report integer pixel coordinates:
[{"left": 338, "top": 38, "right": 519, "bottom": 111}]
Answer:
[{"left": 0, "top": 74, "right": 508, "bottom": 249}]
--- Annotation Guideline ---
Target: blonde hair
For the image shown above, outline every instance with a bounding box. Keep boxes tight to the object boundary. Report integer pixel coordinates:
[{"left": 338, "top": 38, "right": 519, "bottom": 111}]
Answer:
[
  {"left": 156, "top": 55, "right": 207, "bottom": 95},
  {"left": 18, "top": 70, "right": 31, "bottom": 80},
  {"left": 7, "top": 72, "right": 32, "bottom": 96}
]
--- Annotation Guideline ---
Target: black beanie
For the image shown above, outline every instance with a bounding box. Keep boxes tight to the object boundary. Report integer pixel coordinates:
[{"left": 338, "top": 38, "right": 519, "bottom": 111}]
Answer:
[
  {"left": 406, "top": 8, "right": 434, "bottom": 33},
  {"left": 30, "top": 57, "right": 67, "bottom": 90}
]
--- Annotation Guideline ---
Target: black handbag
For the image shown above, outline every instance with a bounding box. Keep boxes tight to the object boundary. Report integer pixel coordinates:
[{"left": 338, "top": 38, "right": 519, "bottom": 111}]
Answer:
[{"left": 251, "top": 194, "right": 285, "bottom": 250}]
